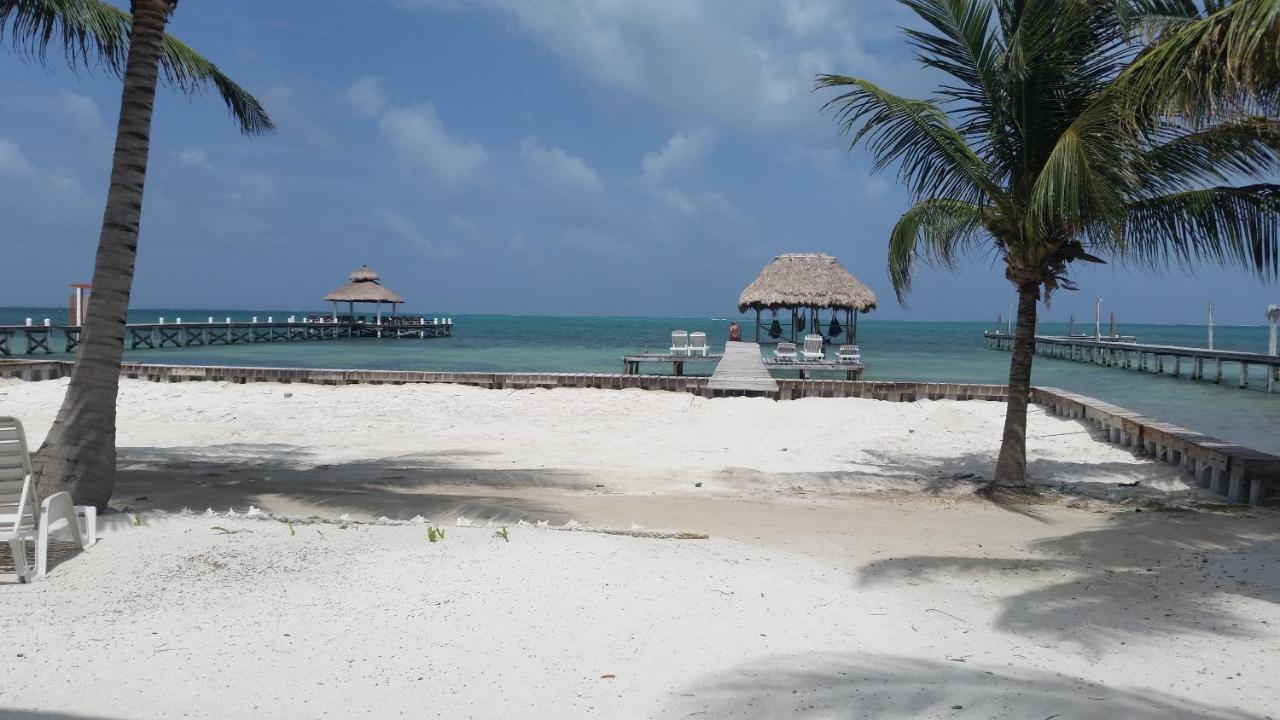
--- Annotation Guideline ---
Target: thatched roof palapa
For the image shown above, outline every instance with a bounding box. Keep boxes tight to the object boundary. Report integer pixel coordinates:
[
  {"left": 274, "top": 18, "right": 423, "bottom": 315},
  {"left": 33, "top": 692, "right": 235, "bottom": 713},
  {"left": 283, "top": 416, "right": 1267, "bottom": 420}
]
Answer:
[
  {"left": 323, "top": 265, "right": 406, "bottom": 304},
  {"left": 737, "top": 253, "right": 877, "bottom": 312}
]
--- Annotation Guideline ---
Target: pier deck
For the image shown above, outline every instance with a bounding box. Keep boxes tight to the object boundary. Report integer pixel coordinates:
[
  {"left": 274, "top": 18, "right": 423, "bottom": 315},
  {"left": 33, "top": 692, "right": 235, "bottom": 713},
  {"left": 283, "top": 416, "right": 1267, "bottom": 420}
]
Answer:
[
  {"left": 0, "top": 318, "right": 453, "bottom": 356},
  {"left": 985, "top": 331, "right": 1280, "bottom": 393},
  {"left": 762, "top": 358, "right": 865, "bottom": 380},
  {"left": 621, "top": 353, "right": 722, "bottom": 376},
  {"left": 707, "top": 342, "right": 779, "bottom": 395}
]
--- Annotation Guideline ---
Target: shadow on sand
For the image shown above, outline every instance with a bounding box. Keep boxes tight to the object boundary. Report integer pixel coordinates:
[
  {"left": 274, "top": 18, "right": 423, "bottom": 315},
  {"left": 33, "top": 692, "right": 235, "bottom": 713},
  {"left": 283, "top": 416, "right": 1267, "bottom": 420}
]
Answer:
[
  {"left": 667, "top": 653, "right": 1268, "bottom": 719},
  {"left": 111, "top": 442, "right": 593, "bottom": 524},
  {"left": 856, "top": 509, "right": 1280, "bottom": 655}
]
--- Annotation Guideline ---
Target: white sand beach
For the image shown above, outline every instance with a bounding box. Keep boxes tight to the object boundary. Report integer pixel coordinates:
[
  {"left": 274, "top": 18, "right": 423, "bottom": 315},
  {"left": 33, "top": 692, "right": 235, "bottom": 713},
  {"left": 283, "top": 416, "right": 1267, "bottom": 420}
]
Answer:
[{"left": 2, "top": 378, "right": 1278, "bottom": 719}]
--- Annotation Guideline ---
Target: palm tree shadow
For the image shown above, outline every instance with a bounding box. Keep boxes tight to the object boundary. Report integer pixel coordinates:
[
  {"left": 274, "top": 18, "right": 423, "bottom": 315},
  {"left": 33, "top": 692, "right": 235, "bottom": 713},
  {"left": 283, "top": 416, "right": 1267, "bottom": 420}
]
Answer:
[
  {"left": 110, "top": 443, "right": 593, "bottom": 524},
  {"left": 667, "top": 653, "right": 1268, "bottom": 719},
  {"left": 856, "top": 510, "right": 1280, "bottom": 656}
]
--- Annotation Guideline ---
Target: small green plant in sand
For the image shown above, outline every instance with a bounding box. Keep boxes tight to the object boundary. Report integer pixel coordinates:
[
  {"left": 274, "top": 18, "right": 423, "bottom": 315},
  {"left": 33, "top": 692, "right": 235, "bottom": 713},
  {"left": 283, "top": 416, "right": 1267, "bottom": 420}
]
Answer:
[
  {"left": 131, "top": 514, "right": 144, "bottom": 527},
  {"left": 495, "top": 526, "right": 509, "bottom": 543},
  {"left": 282, "top": 519, "right": 296, "bottom": 536},
  {"left": 339, "top": 519, "right": 350, "bottom": 530},
  {"left": 211, "top": 526, "right": 252, "bottom": 535},
  {"left": 427, "top": 526, "right": 446, "bottom": 543}
]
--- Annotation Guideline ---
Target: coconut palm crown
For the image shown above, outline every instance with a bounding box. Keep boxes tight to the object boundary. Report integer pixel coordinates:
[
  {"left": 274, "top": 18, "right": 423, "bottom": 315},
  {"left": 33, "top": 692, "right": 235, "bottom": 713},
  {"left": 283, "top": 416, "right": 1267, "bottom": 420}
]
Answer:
[
  {"left": 819, "top": 0, "right": 1280, "bottom": 489},
  {"left": 1, "top": 0, "right": 272, "bottom": 134}
]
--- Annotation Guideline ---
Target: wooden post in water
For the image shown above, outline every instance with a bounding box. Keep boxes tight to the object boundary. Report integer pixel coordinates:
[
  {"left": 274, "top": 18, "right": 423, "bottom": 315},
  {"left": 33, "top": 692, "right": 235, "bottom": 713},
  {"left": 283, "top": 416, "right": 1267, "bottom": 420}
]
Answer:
[
  {"left": 1207, "top": 300, "right": 1215, "bottom": 350},
  {"left": 1109, "top": 313, "right": 1116, "bottom": 339},
  {"left": 1268, "top": 305, "right": 1279, "bottom": 393},
  {"left": 1094, "top": 297, "right": 1102, "bottom": 342}
]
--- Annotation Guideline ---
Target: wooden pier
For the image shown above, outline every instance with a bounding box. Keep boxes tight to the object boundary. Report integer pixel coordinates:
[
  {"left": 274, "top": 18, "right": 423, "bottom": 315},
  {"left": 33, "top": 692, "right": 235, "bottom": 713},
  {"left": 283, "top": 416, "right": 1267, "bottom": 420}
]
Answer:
[
  {"left": 762, "top": 358, "right": 865, "bottom": 381},
  {"left": 622, "top": 353, "right": 722, "bottom": 376},
  {"left": 985, "top": 331, "right": 1280, "bottom": 393},
  {"left": 0, "top": 317, "right": 453, "bottom": 356},
  {"left": 707, "top": 342, "right": 779, "bottom": 395}
]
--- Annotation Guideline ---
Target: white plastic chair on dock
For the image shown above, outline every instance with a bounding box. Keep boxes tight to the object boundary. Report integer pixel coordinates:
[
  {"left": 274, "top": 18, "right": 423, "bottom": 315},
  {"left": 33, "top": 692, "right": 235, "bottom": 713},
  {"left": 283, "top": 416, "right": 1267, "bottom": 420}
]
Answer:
[
  {"left": 836, "top": 344, "right": 861, "bottom": 364},
  {"left": 774, "top": 342, "right": 798, "bottom": 361},
  {"left": 688, "top": 332, "right": 709, "bottom": 357},
  {"left": 801, "top": 334, "right": 826, "bottom": 361},
  {"left": 2, "top": 417, "right": 96, "bottom": 583},
  {"left": 670, "top": 331, "right": 689, "bottom": 356}
]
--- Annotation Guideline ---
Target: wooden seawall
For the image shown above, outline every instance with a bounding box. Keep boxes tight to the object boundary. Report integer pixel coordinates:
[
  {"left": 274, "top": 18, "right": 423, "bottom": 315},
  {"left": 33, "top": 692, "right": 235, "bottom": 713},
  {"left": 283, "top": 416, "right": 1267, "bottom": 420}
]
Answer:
[{"left": 2, "top": 360, "right": 1274, "bottom": 505}]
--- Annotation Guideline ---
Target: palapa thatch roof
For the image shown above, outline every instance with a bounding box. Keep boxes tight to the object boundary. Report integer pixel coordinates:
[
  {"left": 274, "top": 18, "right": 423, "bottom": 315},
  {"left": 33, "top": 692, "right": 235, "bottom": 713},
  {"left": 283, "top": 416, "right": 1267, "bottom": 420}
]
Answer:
[
  {"left": 737, "top": 253, "right": 877, "bottom": 312},
  {"left": 323, "top": 265, "right": 405, "bottom": 304}
]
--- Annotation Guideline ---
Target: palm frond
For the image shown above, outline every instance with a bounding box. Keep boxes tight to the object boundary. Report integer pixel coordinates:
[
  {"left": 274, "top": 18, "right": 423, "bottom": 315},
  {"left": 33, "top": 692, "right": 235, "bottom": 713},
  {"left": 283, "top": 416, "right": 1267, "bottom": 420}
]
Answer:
[
  {"left": 0, "top": 0, "right": 272, "bottom": 135},
  {"left": 158, "top": 34, "right": 273, "bottom": 135},
  {"left": 1101, "top": 183, "right": 1280, "bottom": 278},
  {"left": 1122, "top": 0, "right": 1280, "bottom": 124},
  {"left": 1024, "top": 96, "right": 1132, "bottom": 240},
  {"left": 1134, "top": 116, "right": 1280, "bottom": 194},
  {"left": 817, "top": 74, "right": 1008, "bottom": 209},
  {"left": 901, "top": 0, "right": 1004, "bottom": 130},
  {"left": 0, "top": 0, "right": 127, "bottom": 70},
  {"left": 887, "top": 197, "right": 990, "bottom": 301}
]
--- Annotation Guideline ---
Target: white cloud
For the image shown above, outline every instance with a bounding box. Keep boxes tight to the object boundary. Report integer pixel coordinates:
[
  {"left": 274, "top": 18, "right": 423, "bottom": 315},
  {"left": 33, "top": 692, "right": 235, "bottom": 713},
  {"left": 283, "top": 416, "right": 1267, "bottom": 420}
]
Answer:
[
  {"left": 375, "top": 208, "right": 431, "bottom": 247},
  {"left": 263, "top": 84, "right": 336, "bottom": 150},
  {"left": 0, "top": 139, "right": 36, "bottom": 178},
  {"left": 398, "top": 0, "right": 917, "bottom": 134},
  {"left": 59, "top": 92, "right": 107, "bottom": 141},
  {"left": 640, "top": 128, "right": 717, "bottom": 187},
  {"left": 520, "top": 137, "right": 604, "bottom": 196},
  {"left": 376, "top": 208, "right": 455, "bottom": 257},
  {"left": 343, "top": 74, "right": 387, "bottom": 117},
  {"left": 379, "top": 104, "right": 489, "bottom": 189},
  {"left": 178, "top": 147, "right": 213, "bottom": 170},
  {"left": 559, "top": 226, "right": 633, "bottom": 257}
]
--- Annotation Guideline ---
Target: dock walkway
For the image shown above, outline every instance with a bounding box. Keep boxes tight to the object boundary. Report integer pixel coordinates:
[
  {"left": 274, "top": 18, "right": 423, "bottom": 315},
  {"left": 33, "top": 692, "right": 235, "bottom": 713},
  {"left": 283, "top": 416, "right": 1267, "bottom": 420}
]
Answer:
[
  {"left": 985, "top": 331, "right": 1280, "bottom": 393},
  {"left": 707, "top": 342, "right": 778, "bottom": 395},
  {"left": 0, "top": 317, "right": 453, "bottom": 356}
]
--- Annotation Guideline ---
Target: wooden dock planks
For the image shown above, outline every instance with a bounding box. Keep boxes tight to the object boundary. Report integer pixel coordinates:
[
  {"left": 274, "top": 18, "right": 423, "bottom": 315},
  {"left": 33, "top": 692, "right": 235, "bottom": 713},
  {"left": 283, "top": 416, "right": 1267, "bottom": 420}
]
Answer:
[{"left": 707, "top": 342, "right": 779, "bottom": 394}]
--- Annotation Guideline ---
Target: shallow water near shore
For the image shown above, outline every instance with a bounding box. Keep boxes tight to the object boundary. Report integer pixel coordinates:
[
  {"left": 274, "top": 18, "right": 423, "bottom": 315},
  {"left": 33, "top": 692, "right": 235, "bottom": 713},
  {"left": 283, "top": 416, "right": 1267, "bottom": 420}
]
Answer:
[{"left": 4, "top": 306, "right": 1279, "bottom": 454}]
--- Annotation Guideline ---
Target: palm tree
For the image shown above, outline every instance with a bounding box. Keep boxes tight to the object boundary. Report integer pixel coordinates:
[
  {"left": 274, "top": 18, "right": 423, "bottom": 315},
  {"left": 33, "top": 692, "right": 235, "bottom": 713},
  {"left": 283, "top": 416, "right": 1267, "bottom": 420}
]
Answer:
[
  {"left": 818, "top": 0, "right": 1280, "bottom": 491},
  {"left": 2, "top": 0, "right": 273, "bottom": 507}
]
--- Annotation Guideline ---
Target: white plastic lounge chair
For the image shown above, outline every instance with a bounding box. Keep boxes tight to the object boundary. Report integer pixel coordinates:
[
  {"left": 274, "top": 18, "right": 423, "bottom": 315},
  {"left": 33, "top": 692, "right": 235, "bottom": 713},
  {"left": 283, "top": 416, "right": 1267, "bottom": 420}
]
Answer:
[
  {"left": 774, "top": 342, "right": 798, "bottom": 361},
  {"left": 688, "top": 332, "right": 709, "bottom": 357},
  {"left": 670, "top": 330, "right": 689, "bottom": 356},
  {"left": 2, "top": 417, "right": 95, "bottom": 583},
  {"left": 801, "top": 334, "right": 826, "bottom": 361},
  {"left": 837, "top": 344, "right": 862, "bottom": 364}
]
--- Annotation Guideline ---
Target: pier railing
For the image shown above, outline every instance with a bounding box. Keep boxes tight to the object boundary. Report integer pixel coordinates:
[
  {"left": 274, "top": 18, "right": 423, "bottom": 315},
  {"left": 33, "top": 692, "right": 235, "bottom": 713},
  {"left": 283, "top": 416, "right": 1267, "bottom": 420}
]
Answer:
[
  {"left": 0, "top": 316, "right": 454, "bottom": 355},
  {"left": 985, "top": 331, "right": 1280, "bottom": 393}
]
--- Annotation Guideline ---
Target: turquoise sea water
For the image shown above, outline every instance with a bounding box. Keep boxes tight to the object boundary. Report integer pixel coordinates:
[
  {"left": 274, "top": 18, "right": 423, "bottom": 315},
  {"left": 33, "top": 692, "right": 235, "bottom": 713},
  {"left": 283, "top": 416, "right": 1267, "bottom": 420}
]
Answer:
[{"left": 3, "top": 306, "right": 1279, "bottom": 454}]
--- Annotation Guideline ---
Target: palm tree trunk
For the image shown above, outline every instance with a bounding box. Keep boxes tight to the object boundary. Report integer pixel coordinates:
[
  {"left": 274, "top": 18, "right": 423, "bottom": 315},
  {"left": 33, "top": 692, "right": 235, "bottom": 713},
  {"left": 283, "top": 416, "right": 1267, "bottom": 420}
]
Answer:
[
  {"left": 34, "top": 0, "right": 174, "bottom": 509},
  {"left": 990, "top": 284, "right": 1039, "bottom": 490}
]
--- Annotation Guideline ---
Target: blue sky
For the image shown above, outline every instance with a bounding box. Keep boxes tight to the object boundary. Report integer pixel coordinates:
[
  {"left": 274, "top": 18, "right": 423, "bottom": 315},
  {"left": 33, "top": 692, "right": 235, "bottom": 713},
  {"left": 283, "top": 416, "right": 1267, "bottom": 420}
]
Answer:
[{"left": 0, "top": 0, "right": 1276, "bottom": 323}]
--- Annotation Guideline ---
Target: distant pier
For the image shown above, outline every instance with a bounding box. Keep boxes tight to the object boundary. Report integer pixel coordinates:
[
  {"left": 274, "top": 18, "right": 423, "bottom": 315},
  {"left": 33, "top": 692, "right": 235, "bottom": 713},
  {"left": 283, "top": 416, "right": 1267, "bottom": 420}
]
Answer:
[
  {"left": 985, "top": 331, "right": 1280, "bottom": 394},
  {"left": 0, "top": 315, "right": 453, "bottom": 356}
]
